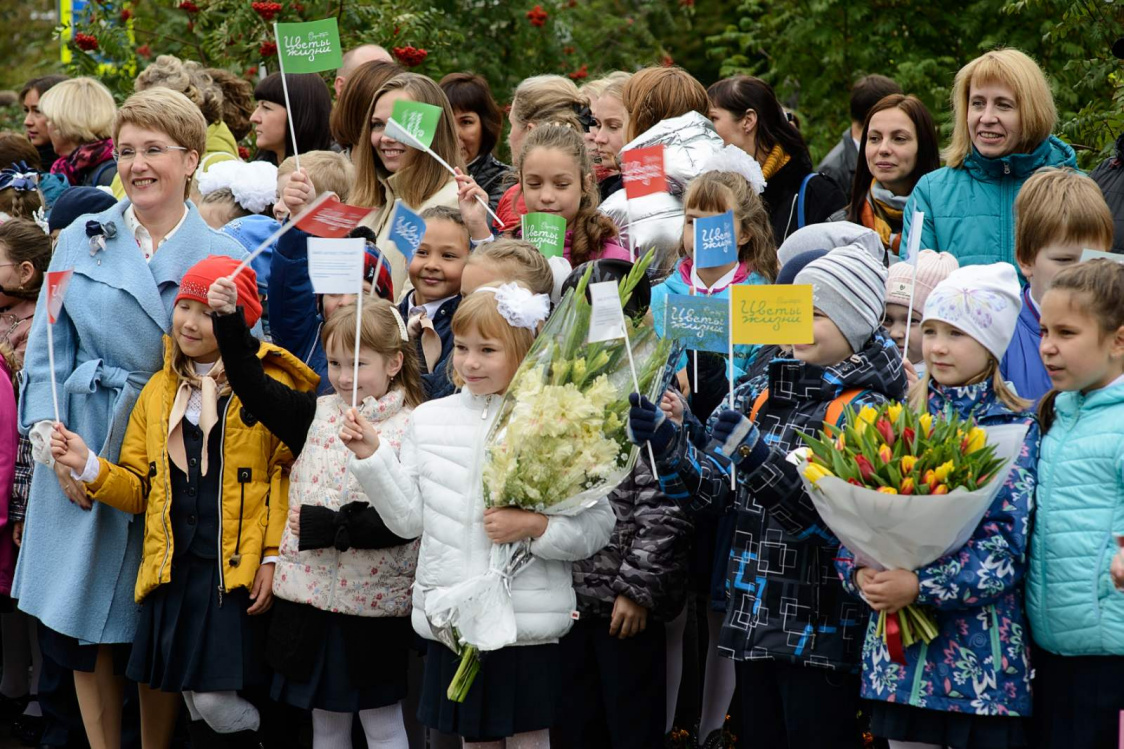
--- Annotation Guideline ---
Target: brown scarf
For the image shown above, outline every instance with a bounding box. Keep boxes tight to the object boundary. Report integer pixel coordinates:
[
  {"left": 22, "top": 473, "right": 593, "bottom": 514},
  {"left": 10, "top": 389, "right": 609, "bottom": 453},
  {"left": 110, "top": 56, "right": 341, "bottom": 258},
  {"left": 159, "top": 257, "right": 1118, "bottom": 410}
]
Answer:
[
  {"left": 760, "top": 144, "right": 791, "bottom": 181},
  {"left": 167, "top": 360, "right": 228, "bottom": 476}
]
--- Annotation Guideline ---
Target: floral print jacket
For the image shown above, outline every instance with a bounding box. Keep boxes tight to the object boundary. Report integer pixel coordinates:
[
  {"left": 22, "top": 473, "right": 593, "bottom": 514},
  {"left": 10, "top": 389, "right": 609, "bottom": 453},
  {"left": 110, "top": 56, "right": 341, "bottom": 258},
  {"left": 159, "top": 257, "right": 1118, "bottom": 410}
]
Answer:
[
  {"left": 273, "top": 391, "right": 419, "bottom": 618},
  {"left": 836, "top": 379, "right": 1040, "bottom": 716}
]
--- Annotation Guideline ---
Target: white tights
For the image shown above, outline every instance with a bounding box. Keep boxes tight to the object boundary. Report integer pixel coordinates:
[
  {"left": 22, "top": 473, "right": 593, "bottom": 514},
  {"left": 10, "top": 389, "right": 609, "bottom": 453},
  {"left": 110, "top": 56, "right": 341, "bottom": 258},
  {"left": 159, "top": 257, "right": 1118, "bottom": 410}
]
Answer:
[
  {"left": 462, "top": 728, "right": 550, "bottom": 748},
  {"left": 311, "top": 703, "right": 408, "bottom": 748}
]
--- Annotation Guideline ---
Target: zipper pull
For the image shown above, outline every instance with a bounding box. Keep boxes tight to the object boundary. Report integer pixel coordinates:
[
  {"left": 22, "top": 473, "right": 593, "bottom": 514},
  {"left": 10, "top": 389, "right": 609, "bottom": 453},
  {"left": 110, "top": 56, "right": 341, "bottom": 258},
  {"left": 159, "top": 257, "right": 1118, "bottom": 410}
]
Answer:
[
  {"left": 481, "top": 395, "right": 492, "bottom": 420},
  {"left": 217, "top": 584, "right": 224, "bottom": 608},
  {"left": 1003, "top": 163, "right": 1011, "bottom": 175}
]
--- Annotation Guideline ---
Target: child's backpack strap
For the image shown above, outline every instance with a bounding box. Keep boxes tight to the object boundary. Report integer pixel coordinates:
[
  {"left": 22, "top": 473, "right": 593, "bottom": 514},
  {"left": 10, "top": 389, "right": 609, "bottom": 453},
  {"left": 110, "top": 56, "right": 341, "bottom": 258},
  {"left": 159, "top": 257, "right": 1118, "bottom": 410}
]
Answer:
[
  {"left": 748, "top": 388, "right": 770, "bottom": 423},
  {"left": 796, "top": 173, "right": 817, "bottom": 229},
  {"left": 825, "top": 388, "right": 869, "bottom": 429},
  {"left": 90, "top": 159, "right": 116, "bottom": 187}
]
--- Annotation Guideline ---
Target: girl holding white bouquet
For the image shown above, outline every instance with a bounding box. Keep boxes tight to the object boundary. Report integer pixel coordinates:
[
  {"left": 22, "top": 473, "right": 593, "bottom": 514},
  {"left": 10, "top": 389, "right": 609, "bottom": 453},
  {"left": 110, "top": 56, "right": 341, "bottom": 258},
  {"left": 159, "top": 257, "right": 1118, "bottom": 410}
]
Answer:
[
  {"left": 346, "top": 283, "right": 616, "bottom": 747},
  {"left": 837, "top": 263, "right": 1040, "bottom": 749}
]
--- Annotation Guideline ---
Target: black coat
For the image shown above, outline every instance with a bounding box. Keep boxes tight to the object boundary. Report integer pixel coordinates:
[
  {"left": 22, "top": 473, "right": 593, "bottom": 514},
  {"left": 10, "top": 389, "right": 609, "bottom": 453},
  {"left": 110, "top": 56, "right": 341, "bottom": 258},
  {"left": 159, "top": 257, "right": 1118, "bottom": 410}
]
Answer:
[
  {"left": 1090, "top": 133, "right": 1124, "bottom": 254},
  {"left": 761, "top": 154, "right": 848, "bottom": 244}
]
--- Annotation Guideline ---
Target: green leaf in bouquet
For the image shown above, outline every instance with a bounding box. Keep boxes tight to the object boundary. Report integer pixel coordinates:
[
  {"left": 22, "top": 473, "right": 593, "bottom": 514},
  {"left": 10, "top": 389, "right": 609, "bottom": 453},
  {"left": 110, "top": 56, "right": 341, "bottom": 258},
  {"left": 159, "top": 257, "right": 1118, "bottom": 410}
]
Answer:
[{"left": 887, "top": 463, "right": 901, "bottom": 488}]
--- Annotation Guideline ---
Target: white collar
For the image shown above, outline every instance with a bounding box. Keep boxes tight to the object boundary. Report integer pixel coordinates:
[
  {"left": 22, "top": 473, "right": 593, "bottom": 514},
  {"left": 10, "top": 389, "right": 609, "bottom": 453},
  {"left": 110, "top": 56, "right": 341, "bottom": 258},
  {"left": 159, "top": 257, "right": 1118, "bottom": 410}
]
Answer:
[
  {"left": 689, "top": 264, "right": 739, "bottom": 294},
  {"left": 123, "top": 203, "right": 190, "bottom": 261},
  {"left": 407, "top": 291, "right": 456, "bottom": 320}
]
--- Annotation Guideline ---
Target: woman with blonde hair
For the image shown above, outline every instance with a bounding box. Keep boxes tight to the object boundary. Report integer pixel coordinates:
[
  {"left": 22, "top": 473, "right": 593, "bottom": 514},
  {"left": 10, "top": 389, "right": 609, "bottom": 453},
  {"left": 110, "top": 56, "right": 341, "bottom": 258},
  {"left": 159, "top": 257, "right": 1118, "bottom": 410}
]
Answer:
[
  {"left": 589, "top": 71, "right": 632, "bottom": 199},
  {"left": 13, "top": 87, "right": 248, "bottom": 749},
  {"left": 904, "top": 48, "right": 1077, "bottom": 268},
  {"left": 38, "top": 77, "right": 117, "bottom": 187},
  {"left": 108, "top": 55, "right": 240, "bottom": 199},
  {"left": 350, "top": 72, "right": 464, "bottom": 293}
]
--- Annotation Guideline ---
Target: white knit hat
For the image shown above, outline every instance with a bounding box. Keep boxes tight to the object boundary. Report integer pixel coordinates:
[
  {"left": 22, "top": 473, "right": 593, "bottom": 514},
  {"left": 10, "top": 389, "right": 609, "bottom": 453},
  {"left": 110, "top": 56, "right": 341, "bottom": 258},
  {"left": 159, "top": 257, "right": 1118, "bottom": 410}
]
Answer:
[{"left": 922, "top": 263, "right": 1022, "bottom": 360}]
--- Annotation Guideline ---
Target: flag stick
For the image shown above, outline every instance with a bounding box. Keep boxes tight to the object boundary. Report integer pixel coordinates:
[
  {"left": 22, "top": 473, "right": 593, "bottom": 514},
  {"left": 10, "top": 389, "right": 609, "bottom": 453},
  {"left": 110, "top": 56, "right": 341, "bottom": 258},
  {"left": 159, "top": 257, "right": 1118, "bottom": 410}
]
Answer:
[
  {"left": 901, "top": 210, "right": 925, "bottom": 360},
  {"left": 228, "top": 193, "right": 332, "bottom": 278},
  {"left": 352, "top": 282, "right": 363, "bottom": 408},
  {"left": 272, "top": 22, "right": 301, "bottom": 173},
  {"left": 46, "top": 322, "right": 61, "bottom": 424},
  {"left": 621, "top": 321, "right": 659, "bottom": 482},
  {"left": 727, "top": 291, "right": 736, "bottom": 489}
]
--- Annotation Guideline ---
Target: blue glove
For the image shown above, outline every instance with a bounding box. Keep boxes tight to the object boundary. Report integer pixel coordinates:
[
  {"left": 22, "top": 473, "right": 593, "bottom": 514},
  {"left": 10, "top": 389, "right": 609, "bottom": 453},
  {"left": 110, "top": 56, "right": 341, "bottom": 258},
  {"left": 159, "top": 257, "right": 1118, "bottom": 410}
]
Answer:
[
  {"left": 627, "top": 393, "right": 677, "bottom": 456},
  {"left": 711, "top": 409, "right": 760, "bottom": 463}
]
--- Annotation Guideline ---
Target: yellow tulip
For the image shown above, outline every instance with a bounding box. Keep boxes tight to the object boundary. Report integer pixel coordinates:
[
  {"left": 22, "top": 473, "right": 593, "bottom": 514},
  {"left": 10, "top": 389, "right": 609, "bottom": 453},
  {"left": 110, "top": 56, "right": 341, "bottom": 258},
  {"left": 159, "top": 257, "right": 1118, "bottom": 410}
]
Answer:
[
  {"left": 919, "top": 413, "right": 933, "bottom": 436},
  {"left": 803, "top": 464, "right": 835, "bottom": 484},
  {"left": 877, "top": 486, "right": 898, "bottom": 494},
  {"left": 886, "top": 403, "right": 903, "bottom": 424},
  {"left": 878, "top": 445, "right": 893, "bottom": 464},
  {"left": 858, "top": 406, "right": 878, "bottom": 426},
  {"left": 901, "top": 455, "right": 917, "bottom": 474},
  {"left": 934, "top": 460, "right": 955, "bottom": 483},
  {"left": 933, "top": 484, "right": 949, "bottom": 495},
  {"left": 963, "top": 427, "right": 987, "bottom": 454}
]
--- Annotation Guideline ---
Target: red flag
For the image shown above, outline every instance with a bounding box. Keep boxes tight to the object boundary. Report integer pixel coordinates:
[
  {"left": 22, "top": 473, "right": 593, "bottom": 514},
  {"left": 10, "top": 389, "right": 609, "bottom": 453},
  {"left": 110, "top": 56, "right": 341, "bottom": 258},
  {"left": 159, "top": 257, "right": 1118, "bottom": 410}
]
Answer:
[
  {"left": 621, "top": 145, "right": 668, "bottom": 200},
  {"left": 295, "top": 195, "right": 376, "bottom": 238},
  {"left": 46, "top": 270, "right": 73, "bottom": 324}
]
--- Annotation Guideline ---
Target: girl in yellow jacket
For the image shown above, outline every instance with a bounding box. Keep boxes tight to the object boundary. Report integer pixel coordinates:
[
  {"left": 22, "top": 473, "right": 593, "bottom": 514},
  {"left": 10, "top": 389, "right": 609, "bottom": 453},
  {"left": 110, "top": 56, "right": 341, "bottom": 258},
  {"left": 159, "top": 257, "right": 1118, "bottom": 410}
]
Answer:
[{"left": 51, "top": 256, "right": 318, "bottom": 749}]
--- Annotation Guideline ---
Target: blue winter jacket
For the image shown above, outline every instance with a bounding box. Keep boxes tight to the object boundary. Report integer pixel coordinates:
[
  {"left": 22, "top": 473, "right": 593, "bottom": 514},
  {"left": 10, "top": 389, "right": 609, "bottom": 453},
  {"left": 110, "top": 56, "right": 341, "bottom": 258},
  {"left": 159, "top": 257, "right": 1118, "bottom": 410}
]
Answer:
[
  {"left": 837, "top": 379, "right": 1039, "bottom": 716},
  {"left": 269, "top": 228, "right": 331, "bottom": 395},
  {"left": 903, "top": 137, "right": 1077, "bottom": 268},
  {"left": 1026, "top": 380, "right": 1124, "bottom": 656},
  {"left": 1000, "top": 287, "right": 1050, "bottom": 403}
]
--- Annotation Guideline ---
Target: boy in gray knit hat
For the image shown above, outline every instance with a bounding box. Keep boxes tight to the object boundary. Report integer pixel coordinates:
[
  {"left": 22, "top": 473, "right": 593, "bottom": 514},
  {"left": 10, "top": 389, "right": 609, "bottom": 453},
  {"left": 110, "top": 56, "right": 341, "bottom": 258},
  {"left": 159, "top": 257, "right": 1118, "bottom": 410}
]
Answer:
[
  {"left": 625, "top": 243, "right": 905, "bottom": 743},
  {"left": 792, "top": 243, "right": 889, "bottom": 363}
]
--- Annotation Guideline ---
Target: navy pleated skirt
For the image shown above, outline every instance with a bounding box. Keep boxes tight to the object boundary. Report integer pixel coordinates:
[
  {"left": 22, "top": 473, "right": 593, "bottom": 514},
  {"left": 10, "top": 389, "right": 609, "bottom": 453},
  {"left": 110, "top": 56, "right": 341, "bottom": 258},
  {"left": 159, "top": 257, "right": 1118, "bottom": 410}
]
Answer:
[
  {"left": 271, "top": 611, "right": 410, "bottom": 712},
  {"left": 127, "top": 555, "right": 266, "bottom": 693},
  {"left": 418, "top": 640, "right": 561, "bottom": 742}
]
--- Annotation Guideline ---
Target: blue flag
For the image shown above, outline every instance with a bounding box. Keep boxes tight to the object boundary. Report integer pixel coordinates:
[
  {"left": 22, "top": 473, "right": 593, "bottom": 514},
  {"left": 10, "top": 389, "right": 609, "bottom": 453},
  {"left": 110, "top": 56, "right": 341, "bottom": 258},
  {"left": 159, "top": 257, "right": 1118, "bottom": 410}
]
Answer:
[
  {"left": 694, "top": 210, "right": 738, "bottom": 269},
  {"left": 387, "top": 200, "right": 426, "bottom": 261},
  {"left": 664, "top": 294, "right": 729, "bottom": 353}
]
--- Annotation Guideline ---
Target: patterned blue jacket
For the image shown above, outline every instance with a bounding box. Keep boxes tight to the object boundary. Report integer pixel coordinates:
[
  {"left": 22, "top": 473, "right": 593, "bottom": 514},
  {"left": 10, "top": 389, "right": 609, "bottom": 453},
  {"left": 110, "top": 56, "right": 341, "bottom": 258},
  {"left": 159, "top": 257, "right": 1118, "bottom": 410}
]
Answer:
[
  {"left": 657, "top": 331, "right": 906, "bottom": 669},
  {"left": 836, "top": 379, "right": 1039, "bottom": 716}
]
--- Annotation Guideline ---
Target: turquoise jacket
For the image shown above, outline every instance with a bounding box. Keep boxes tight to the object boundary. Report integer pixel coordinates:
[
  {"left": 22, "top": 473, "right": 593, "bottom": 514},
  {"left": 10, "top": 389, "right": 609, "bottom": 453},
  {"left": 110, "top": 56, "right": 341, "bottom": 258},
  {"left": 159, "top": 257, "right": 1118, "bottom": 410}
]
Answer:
[
  {"left": 902, "top": 136, "right": 1077, "bottom": 268},
  {"left": 1026, "top": 380, "right": 1124, "bottom": 656}
]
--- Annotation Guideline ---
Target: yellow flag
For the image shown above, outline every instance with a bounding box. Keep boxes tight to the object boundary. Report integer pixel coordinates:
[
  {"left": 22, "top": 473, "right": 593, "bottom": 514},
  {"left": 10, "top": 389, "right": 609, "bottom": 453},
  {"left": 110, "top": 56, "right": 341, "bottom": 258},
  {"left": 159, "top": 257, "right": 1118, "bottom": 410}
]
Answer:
[{"left": 730, "top": 284, "right": 814, "bottom": 345}]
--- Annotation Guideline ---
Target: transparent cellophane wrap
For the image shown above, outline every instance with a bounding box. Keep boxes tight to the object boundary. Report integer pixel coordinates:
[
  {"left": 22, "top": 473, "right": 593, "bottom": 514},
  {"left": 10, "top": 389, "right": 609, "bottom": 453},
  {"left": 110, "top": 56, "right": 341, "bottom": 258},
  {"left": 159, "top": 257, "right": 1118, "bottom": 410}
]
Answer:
[
  {"left": 796, "top": 422, "right": 1029, "bottom": 573},
  {"left": 426, "top": 280, "right": 680, "bottom": 656}
]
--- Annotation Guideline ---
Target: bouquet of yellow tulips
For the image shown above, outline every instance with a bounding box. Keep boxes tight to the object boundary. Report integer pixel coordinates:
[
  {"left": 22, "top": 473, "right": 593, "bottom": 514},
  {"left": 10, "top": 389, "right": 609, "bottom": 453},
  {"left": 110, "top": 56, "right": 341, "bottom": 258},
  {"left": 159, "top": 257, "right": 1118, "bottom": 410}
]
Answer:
[{"left": 795, "top": 402, "right": 1023, "bottom": 662}]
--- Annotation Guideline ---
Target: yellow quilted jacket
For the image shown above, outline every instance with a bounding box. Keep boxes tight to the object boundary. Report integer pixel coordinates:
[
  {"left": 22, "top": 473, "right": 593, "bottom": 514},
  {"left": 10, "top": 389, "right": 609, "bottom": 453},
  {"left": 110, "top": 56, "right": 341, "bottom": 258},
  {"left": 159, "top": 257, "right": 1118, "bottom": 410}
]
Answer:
[{"left": 87, "top": 336, "right": 318, "bottom": 602}]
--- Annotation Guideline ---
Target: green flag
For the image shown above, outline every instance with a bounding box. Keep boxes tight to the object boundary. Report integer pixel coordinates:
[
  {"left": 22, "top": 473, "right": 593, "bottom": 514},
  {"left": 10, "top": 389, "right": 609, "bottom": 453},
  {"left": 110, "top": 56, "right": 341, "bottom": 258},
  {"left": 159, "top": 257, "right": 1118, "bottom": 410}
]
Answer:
[
  {"left": 521, "top": 212, "right": 567, "bottom": 259},
  {"left": 276, "top": 18, "right": 343, "bottom": 74},
  {"left": 389, "top": 99, "right": 443, "bottom": 150}
]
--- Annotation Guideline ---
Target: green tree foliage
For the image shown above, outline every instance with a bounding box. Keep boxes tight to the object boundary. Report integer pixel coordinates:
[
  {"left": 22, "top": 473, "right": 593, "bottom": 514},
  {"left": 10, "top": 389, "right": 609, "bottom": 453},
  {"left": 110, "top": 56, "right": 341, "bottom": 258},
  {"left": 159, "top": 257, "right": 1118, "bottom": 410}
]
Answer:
[{"left": 707, "top": 0, "right": 1124, "bottom": 168}]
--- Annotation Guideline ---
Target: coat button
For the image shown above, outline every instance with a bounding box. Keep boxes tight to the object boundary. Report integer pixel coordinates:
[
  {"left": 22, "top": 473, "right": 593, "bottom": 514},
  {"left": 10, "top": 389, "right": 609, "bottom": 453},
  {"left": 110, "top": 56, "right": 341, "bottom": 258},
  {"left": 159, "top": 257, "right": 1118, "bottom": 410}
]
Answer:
[
  {"left": 189, "top": 458, "right": 198, "bottom": 468},
  {"left": 187, "top": 487, "right": 196, "bottom": 497},
  {"left": 187, "top": 515, "right": 197, "bottom": 525}
]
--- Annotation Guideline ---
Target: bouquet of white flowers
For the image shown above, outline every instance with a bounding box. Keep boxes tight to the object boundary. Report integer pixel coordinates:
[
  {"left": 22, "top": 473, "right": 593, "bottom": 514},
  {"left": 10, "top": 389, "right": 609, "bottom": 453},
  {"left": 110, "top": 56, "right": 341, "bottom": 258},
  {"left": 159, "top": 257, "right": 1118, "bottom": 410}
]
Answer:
[{"left": 428, "top": 251, "right": 678, "bottom": 701}]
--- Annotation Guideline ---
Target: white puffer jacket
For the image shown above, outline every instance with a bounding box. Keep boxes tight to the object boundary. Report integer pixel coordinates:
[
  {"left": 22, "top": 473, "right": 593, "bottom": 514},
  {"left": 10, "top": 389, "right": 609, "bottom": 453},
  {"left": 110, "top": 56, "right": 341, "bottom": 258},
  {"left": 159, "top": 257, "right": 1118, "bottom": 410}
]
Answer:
[{"left": 349, "top": 388, "right": 616, "bottom": 646}]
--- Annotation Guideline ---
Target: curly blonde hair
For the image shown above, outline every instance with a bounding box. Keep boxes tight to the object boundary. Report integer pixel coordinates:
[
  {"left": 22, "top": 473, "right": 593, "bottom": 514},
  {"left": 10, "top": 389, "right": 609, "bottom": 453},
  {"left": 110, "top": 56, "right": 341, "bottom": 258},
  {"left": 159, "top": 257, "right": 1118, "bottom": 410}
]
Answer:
[{"left": 135, "top": 55, "right": 224, "bottom": 125}]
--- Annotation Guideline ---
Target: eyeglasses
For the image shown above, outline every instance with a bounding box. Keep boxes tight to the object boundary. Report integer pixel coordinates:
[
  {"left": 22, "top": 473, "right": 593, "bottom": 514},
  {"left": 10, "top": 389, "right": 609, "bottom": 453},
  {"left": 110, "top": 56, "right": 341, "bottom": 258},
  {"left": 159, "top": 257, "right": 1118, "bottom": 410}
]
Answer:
[{"left": 113, "top": 144, "right": 189, "bottom": 162}]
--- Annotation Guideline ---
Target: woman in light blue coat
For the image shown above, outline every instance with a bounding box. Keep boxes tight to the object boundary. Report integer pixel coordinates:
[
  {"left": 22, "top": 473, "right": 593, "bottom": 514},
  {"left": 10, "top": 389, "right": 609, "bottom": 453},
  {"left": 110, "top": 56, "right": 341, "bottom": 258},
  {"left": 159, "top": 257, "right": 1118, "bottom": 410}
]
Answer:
[
  {"left": 902, "top": 48, "right": 1076, "bottom": 269},
  {"left": 14, "top": 88, "right": 247, "bottom": 748}
]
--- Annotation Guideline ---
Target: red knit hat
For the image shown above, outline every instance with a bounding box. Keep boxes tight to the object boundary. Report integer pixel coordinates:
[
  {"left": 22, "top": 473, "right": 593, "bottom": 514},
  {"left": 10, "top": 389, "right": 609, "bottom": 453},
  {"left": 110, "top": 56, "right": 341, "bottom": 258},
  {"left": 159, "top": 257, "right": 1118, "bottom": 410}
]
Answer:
[{"left": 176, "top": 255, "right": 262, "bottom": 328}]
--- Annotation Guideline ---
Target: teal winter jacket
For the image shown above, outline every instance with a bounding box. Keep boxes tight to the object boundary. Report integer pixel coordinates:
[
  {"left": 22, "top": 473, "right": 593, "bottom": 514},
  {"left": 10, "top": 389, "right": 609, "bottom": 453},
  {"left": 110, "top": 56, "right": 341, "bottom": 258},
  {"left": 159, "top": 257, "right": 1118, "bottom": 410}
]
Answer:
[
  {"left": 1026, "top": 380, "right": 1124, "bottom": 656},
  {"left": 902, "top": 136, "right": 1077, "bottom": 269}
]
